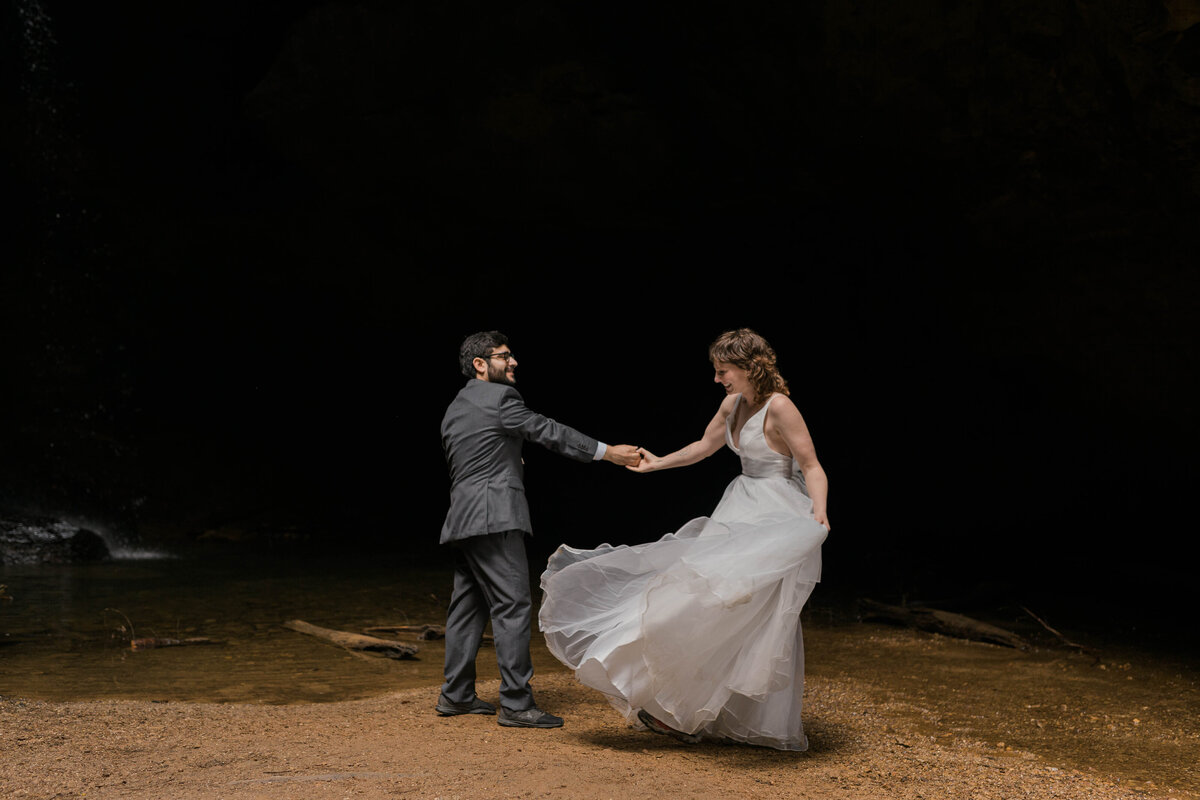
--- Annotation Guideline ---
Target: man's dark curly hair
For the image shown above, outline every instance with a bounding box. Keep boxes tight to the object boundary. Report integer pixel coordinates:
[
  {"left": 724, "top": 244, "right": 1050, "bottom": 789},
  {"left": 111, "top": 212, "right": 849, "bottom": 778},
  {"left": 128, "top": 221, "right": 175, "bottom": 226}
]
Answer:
[{"left": 458, "top": 330, "right": 510, "bottom": 378}]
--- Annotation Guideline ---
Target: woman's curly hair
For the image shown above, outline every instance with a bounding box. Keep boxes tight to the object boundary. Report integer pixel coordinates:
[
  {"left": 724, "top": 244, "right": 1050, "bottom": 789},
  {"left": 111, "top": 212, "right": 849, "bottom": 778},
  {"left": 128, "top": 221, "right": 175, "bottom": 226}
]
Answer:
[{"left": 708, "top": 328, "right": 789, "bottom": 402}]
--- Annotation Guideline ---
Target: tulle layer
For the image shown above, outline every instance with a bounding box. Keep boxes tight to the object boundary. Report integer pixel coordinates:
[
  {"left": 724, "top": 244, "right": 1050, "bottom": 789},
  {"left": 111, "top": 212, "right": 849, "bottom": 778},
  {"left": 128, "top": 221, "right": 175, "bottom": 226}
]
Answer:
[{"left": 539, "top": 489, "right": 826, "bottom": 751}]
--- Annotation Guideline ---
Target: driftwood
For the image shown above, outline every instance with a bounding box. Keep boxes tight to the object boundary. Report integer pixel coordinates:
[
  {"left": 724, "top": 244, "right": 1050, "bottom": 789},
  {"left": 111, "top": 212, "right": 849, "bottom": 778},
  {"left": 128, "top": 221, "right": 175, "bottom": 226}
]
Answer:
[
  {"left": 858, "top": 599, "right": 1030, "bottom": 650},
  {"left": 1020, "top": 605, "right": 1100, "bottom": 658},
  {"left": 130, "top": 637, "right": 219, "bottom": 651},
  {"left": 365, "top": 623, "right": 447, "bottom": 640},
  {"left": 284, "top": 619, "right": 418, "bottom": 659},
  {"left": 103, "top": 608, "right": 220, "bottom": 651},
  {"left": 363, "top": 623, "right": 494, "bottom": 646}
]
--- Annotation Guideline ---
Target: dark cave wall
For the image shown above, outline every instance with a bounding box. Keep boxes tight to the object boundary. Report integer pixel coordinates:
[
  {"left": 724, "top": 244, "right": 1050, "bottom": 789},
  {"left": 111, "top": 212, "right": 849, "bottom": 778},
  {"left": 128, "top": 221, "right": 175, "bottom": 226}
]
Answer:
[{"left": 1, "top": 1, "right": 1195, "bottom": 587}]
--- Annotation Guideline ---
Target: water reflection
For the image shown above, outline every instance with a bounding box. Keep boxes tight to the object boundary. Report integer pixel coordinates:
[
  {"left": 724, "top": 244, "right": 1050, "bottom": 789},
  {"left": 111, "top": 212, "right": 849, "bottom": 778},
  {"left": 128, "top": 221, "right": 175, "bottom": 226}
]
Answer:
[{"left": 0, "top": 553, "right": 568, "bottom": 703}]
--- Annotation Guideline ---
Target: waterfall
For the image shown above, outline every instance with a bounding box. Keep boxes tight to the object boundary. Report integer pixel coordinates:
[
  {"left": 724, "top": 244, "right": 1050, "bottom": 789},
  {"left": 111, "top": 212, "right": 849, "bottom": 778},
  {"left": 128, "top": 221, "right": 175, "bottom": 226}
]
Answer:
[
  {"left": 11, "top": 0, "right": 76, "bottom": 248},
  {"left": 0, "top": 513, "right": 174, "bottom": 563},
  {"left": 62, "top": 517, "right": 175, "bottom": 561},
  {"left": 15, "top": 0, "right": 64, "bottom": 142}
]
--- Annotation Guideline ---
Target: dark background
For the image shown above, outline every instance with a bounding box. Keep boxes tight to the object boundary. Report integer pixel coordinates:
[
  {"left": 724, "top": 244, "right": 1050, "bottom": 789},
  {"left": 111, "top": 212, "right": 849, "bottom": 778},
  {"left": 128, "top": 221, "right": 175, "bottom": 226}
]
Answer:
[{"left": 2, "top": 1, "right": 1196, "bottom": 636}]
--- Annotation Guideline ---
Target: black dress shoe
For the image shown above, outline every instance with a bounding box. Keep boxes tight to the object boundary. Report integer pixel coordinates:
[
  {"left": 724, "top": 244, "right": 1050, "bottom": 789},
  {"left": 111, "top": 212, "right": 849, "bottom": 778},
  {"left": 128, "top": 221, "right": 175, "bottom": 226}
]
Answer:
[
  {"left": 497, "top": 707, "right": 564, "bottom": 728},
  {"left": 435, "top": 695, "right": 497, "bottom": 716}
]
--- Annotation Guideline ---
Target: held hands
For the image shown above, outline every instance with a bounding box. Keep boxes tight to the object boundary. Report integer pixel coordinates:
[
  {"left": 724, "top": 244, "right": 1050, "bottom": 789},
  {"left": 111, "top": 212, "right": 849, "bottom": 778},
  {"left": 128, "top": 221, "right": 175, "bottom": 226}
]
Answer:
[
  {"left": 603, "top": 444, "right": 643, "bottom": 468},
  {"left": 626, "top": 447, "right": 659, "bottom": 473}
]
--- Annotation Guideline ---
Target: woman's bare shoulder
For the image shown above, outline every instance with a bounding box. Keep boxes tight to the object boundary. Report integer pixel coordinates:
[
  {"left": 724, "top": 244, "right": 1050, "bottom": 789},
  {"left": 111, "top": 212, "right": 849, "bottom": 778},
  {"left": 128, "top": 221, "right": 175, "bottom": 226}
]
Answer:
[
  {"left": 767, "top": 392, "right": 798, "bottom": 411},
  {"left": 765, "top": 393, "right": 807, "bottom": 425}
]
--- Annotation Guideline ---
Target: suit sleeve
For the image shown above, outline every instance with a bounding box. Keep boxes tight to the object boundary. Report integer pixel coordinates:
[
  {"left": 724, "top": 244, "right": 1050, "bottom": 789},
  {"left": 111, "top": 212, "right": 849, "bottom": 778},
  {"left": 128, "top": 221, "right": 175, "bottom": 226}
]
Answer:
[{"left": 497, "top": 388, "right": 600, "bottom": 463}]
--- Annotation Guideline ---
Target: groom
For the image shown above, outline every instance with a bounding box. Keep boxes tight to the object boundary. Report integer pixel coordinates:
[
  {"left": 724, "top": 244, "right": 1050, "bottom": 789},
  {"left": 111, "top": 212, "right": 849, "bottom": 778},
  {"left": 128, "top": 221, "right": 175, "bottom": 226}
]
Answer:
[{"left": 437, "top": 331, "right": 640, "bottom": 728}]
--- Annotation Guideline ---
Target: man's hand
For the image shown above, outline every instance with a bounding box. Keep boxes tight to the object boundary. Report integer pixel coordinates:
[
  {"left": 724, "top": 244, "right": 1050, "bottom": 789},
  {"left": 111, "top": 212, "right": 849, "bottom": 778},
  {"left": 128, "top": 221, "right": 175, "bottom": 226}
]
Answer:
[
  {"left": 602, "top": 444, "right": 643, "bottom": 467},
  {"left": 626, "top": 447, "right": 659, "bottom": 473}
]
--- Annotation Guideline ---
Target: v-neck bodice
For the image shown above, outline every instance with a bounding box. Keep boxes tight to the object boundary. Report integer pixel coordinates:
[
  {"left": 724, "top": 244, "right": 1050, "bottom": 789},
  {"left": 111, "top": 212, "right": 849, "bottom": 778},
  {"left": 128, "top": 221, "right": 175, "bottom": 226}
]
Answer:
[{"left": 725, "top": 394, "right": 803, "bottom": 482}]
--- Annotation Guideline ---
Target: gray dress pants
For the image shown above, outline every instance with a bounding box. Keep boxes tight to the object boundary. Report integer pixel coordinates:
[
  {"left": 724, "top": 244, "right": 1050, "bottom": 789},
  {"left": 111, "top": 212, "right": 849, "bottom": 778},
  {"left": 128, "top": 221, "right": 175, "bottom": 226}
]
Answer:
[{"left": 441, "top": 530, "right": 535, "bottom": 711}]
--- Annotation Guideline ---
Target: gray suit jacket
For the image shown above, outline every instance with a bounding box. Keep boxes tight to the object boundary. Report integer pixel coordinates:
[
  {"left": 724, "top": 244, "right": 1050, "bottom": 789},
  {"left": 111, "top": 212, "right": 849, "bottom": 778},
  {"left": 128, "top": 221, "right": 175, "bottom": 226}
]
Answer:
[{"left": 440, "top": 379, "right": 600, "bottom": 544}]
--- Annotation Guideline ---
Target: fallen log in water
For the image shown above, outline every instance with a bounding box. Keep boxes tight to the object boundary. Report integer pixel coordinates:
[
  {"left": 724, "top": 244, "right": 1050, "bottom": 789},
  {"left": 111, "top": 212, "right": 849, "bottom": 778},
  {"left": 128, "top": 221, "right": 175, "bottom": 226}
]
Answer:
[
  {"left": 284, "top": 619, "right": 419, "bottom": 659},
  {"left": 858, "top": 599, "right": 1030, "bottom": 650},
  {"left": 365, "top": 623, "right": 446, "bottom": 640},
  {"left": 130, "top": 637, "right": 219, "bottom": 651},
  {"left": 364, "top": 623, "right": 493, "bottom": 645},
  {"left": 1020, "top": 605, "right": 1100, "bottom": 658}
]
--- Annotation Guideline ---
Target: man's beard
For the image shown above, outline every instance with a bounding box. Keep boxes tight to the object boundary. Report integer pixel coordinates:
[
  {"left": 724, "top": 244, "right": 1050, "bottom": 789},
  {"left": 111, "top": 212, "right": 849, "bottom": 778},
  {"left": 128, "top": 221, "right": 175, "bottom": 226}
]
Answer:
[{"left": 488, "top": 362, "right": 515, "bottom": 385}]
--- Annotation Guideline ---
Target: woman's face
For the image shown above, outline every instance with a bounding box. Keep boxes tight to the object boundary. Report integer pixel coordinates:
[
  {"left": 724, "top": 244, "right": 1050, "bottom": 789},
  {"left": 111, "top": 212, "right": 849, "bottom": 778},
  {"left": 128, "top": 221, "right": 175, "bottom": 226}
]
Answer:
[{"left": 713, "top": 360, "right": 752, "bottom": 399}]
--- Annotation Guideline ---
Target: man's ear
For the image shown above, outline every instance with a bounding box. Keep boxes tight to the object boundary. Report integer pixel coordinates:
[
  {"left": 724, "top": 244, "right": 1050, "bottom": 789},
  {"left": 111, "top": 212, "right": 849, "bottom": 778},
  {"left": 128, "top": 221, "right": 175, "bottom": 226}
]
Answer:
[{"left": 472, "top": 356, "right": 489, "bottom": 380}]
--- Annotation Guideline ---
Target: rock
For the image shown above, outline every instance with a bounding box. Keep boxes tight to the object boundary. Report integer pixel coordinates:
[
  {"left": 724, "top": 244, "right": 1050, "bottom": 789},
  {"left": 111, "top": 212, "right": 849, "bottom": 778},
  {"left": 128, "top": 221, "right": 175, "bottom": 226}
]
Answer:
[{"left": 0, "top": 513, "right": 112, "bottom": 565}]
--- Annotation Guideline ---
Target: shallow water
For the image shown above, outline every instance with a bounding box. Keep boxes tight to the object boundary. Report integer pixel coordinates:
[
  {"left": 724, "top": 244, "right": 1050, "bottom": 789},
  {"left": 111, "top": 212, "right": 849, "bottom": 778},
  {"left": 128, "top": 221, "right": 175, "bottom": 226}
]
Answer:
[{"left": 0, "top": 552, "right": 569, "bottom": 704}]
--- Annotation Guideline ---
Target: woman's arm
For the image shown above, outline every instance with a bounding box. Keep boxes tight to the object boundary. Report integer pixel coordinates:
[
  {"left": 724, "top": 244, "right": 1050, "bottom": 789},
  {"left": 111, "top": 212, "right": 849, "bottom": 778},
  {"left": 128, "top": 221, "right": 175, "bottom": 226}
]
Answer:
[
  {"left": 627, "top": 395, "right": 734, "bottom": 473},
  {"left": 765, "top": 396, "right": 831, "bottom": 530}
]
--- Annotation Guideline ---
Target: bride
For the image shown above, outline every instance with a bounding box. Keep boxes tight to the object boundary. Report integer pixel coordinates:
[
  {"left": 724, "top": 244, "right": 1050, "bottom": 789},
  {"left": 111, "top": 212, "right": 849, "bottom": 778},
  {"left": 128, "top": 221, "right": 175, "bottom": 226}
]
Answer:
[{"left": 538, "top": 328, "right": 830, "bottom": 750}]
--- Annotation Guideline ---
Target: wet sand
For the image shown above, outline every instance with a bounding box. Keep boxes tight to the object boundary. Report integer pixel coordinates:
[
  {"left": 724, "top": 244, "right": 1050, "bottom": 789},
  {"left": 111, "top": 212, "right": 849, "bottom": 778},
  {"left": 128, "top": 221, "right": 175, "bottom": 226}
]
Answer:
[{"left": 3, "top": 616, "right": 1197, "bottom": 800}]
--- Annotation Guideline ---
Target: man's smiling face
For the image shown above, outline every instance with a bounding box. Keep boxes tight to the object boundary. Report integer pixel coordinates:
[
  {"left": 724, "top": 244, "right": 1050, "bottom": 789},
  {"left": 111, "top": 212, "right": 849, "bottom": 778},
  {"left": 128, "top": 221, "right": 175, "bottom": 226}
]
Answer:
[{"left": 482, "top": 347, "right": 518, "bottom": 385}]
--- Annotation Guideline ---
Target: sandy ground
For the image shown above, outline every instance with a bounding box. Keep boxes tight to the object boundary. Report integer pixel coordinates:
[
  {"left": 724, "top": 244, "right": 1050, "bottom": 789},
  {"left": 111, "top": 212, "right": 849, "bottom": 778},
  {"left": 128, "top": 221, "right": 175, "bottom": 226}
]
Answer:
[{"left": 3, "top": 622, "right": 1198, "bottom": 800}]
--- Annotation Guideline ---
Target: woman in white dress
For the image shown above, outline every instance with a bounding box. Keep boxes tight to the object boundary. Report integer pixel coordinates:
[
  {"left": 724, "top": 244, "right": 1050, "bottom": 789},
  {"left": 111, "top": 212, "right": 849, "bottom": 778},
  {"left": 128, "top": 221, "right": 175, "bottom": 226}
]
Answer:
[{"left": 539, "top": 328, "right": 830, "bottom": 750}]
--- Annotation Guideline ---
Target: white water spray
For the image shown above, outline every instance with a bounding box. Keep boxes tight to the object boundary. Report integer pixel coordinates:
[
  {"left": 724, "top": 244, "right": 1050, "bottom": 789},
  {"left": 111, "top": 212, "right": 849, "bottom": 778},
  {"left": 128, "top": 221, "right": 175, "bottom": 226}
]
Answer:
[{"left": 62, "top": 517, "right": 175, "bottom": 560}]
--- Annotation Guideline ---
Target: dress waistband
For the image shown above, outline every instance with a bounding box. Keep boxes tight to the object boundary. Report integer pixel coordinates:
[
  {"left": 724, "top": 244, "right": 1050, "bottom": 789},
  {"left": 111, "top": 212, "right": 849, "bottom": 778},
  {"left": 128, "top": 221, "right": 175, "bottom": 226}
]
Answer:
[{"left": 740, "top": 461, "right": 796, "bottom": 480}]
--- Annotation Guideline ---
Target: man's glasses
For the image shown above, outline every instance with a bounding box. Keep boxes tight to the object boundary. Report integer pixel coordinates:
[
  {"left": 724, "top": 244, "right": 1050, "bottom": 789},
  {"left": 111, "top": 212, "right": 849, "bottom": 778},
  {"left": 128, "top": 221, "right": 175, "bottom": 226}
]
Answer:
[{"left": 485, "top": 351, "right": 516, "bottom": 362}]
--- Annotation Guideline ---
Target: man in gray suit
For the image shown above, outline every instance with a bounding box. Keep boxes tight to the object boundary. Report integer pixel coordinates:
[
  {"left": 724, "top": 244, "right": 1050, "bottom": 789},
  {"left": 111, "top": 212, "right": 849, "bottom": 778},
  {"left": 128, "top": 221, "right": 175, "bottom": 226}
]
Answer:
[{"left": 437, "top": 331, "right": 641, "bottom": 728}]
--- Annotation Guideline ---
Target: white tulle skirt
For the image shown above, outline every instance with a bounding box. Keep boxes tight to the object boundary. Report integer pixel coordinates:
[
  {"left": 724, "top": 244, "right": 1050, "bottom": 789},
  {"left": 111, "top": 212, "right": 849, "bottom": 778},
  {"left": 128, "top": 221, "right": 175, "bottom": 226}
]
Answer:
[{"left": 538, "top": 474, "right": 827, "bottom": 750}]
